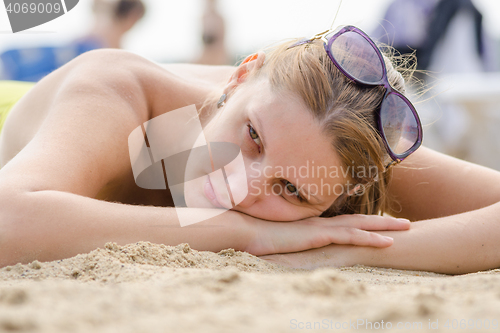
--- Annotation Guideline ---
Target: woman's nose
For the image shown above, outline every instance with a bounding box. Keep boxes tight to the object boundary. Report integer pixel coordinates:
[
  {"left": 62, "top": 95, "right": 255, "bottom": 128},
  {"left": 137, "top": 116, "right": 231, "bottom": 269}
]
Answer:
[{"left": 225, "top": 159, "right": 269, "bottom": 209}]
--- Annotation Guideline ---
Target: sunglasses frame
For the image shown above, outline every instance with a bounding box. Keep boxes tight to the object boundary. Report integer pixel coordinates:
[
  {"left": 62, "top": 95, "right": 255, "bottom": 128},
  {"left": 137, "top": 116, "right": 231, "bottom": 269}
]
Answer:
[{"left": 293, "top": 25, "right": 423, "bottom": 166}]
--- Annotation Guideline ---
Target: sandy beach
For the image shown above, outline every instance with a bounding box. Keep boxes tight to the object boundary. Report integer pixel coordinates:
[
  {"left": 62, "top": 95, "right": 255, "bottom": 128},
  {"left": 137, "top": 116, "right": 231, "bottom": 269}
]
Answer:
[{"left": 1, "top": 241, "right": 499, "bottom": 333}]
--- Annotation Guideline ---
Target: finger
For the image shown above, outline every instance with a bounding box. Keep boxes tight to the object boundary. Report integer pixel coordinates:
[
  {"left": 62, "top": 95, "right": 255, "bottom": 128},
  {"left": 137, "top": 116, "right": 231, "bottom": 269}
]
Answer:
[
  {"left": 329, "top": 227, "right": 394, "bottom": 248},
  {"left": 251, "top": 217, "right": 399, "bottom": 255},
  {"left": 349, "top": 215, "right": 410, "bottom": 231},
  {"left": 317, "top": 215, "right": 411, "bottom": 231}
]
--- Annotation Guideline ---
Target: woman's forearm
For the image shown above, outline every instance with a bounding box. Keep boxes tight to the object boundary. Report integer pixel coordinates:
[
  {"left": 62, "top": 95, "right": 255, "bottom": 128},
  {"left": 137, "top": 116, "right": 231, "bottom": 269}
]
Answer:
[
  {"left": 324, "top": 202, "right": 500, "bottom": 274},
  {"left": 0, "top": 190, "right": 252, "bottom": 266},
  {"left": 262, "top": 202, "right": 500, "bottom": 274},
  {"left": 360, "top": 202, "right": 500, "bottom": 274}
]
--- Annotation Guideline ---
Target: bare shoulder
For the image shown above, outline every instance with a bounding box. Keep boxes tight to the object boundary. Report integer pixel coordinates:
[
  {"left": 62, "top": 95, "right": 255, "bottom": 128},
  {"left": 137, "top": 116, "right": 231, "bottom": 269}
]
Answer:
[
  {"left": 388, "top": 146, "right": 500, "bottom": 220},
  {"left": 56, "top": 49, "right": 168, "bottom": 119},
  {"left": 0, "top": 50, "right": 229, "bottom": 198},
  {"left": 0, "top": 49, "right": 174, "bottom": 159},
  {"left": 0, "top": 49, "right": 171, "bottom": 197}
]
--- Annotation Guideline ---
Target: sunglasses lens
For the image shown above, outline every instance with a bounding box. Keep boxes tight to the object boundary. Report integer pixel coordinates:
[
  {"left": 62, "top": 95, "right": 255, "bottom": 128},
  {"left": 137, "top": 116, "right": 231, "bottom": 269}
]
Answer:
[
  {"left": 329, "top": 31, "right": 384, "bottom": 83},
  {"left": 380, "top": 93, "right": 420, "bottom": 156}
]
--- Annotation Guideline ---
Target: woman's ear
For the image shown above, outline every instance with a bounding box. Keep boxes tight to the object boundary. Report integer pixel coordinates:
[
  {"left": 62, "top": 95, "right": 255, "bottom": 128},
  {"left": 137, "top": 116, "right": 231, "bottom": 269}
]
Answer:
[
  {"left": 223, "top": 52, "right": 266, "bottom": 93},
  {"left": 346, "top": 184, "right": 363, "bottom": 196}
]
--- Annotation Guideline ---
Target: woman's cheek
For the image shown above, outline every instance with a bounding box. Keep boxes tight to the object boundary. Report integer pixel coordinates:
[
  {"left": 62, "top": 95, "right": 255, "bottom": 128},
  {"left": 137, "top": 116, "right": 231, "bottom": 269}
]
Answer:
[{"left": 257, "top": 199, "right": 306, "bottom": 221}]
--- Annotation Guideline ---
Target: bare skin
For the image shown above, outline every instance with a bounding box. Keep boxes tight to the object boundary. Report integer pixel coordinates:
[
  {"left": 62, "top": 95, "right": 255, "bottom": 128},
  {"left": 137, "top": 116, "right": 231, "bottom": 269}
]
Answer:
[
  {"left": 0, "top": 49, "right": 409, "bottom": 266},
  {"left": 262, "top": 147, "right": 500, "bottom": 274},
  {"left": 0, "top": 49, "right": 499, "bottom": 274}
]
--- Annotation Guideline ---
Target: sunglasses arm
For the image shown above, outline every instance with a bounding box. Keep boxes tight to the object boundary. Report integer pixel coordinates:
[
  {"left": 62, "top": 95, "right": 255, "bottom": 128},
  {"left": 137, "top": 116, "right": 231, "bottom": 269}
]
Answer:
[{"left": 308, "top": 29, "right": 331, "bottom": 43}]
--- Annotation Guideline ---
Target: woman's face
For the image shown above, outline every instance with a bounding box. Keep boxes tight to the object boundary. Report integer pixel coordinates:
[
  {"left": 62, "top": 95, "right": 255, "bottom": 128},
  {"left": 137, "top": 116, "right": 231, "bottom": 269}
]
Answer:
[{"left": 184, "top": 79, "right": 347, "bottom": 221}]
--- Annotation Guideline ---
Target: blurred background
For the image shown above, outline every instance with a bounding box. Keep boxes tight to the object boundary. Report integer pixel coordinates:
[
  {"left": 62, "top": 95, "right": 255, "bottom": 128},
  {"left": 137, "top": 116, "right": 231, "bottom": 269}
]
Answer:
[{"left": 1, "top": 0, "right": 500, "bottom": 169}]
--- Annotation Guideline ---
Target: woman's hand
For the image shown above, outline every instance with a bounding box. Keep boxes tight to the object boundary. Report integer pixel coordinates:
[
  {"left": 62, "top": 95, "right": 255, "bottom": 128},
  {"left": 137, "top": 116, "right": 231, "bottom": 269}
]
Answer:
[{"left": 243, "top": 214, "right": 410, "bottom": 256}]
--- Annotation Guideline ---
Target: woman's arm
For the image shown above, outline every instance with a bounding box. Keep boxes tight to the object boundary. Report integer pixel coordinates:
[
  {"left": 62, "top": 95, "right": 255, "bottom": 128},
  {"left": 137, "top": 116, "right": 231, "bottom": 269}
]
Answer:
[
  {"left": 355, "top": 201, "right": 500, "bottom": 274},
  {"left": 261, "top": 202, "right": 500, "bottom": 274},
  {"left": 0, "top": 188, "right": 255, "bottom": 266},
  {"left": 0, "top": 187, "right": 410, "bottom": 266},
  {"left": 388, "top": 146, "right": 500, "bottom": 221}
]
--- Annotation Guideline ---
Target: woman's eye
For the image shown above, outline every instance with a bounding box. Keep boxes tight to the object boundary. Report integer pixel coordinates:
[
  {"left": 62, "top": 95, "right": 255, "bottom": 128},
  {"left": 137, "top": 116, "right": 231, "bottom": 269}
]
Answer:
[
  {"left": 282, "top": 180, "right": 305, "bottom": 202},
  {"left": 248, "top": 125, "right": 261, "bottom": 146},
  {"left": 285, "top": 182, "right": 298, "bottom": 195}
]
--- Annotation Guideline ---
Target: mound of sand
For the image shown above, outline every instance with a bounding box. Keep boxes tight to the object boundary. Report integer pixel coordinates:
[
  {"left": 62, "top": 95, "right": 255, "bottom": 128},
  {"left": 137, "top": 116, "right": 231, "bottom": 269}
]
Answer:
[{"left": 1, "top": 242, "right": 500, "bottom": 332}]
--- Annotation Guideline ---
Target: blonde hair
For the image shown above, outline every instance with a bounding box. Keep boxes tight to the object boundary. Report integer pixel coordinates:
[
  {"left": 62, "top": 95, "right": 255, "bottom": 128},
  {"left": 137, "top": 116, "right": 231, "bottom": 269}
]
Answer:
[{"left": 204, "top": 37, "right": 413, "bottom": 217}]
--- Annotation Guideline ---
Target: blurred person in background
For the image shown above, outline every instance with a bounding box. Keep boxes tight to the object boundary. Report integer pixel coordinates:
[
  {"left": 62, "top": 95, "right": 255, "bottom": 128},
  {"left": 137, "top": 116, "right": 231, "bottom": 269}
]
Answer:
[
  {"left": 372, "top": 0, "right": 438, "bottom": 65},
  {"left": 0, "top": 0, "right": 145, "bottom": 82},
  {"left": 417, "top": 0, "right": 497, "bottom": 73},
  {"left": 82, "top": 0, "right": 146, "bottom": 50},
  {"left": 373, "top": 0, "right": 500, "bottom": 170},
  {"left": 373, "top": 0, "right": 497, "bottom": 72},
  {"left": 194, "top": 0, "right": 232, "bottom": 65}
]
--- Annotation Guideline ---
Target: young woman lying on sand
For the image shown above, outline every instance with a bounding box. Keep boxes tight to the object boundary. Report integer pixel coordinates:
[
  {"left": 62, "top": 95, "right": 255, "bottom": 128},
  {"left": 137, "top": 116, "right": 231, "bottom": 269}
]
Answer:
[{"left": 0, "top": 26, "right": 499, "bottom": 274}]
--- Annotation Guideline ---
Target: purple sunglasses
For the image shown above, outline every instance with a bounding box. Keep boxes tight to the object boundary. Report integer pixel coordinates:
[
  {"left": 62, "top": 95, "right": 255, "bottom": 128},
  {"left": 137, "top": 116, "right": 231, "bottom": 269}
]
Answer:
[{"left": 289, "top": 25, "right": 423, "bottom": 167}]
